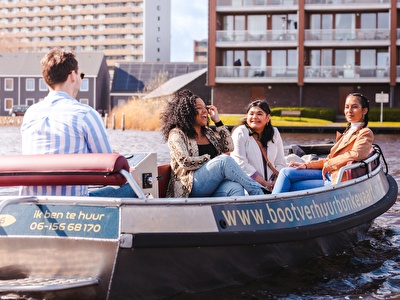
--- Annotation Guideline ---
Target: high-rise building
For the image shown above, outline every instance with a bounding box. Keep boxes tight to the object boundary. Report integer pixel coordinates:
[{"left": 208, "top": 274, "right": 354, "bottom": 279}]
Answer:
[
  {"left": 194, "top": 39, "right": 208, "bottom": 62},
  {"left": 208, "top": 0, "right": 399, "bottom": 115},
  {"left": 0, "top": 0, "right": 171, "bottom": 69}
]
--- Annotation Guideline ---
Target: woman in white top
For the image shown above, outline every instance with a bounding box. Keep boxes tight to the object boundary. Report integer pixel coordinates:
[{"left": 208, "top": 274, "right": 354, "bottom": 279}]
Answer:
[{"left": 231, "top": 100, "right": 287, "bottom": 192}]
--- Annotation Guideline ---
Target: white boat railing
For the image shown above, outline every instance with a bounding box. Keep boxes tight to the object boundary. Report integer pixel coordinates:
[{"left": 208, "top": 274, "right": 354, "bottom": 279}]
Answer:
[
  {"left": 336, "top": 152, "right": 381, "bottom": 183},
  {"left": 0, "top": 196, "right": 38, "bottom": 215},
  {"left": 120, "top": 168, "right": 146, "bottom": 199}
]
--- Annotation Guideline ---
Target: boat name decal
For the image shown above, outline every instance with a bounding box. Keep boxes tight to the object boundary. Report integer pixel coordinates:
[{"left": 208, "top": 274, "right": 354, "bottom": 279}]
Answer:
[
  {"left": 0, "top": 204, "right": 119, "bottom": 239},
  {"left": 212, "top": 182, "right": 381, "bottom": 230}
]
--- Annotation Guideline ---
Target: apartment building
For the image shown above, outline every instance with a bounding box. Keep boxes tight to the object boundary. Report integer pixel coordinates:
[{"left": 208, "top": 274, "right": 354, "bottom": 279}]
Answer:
[
  {"left": 0, "top": 52, "right": 110, "bottom": 116},
  {"left": 0, "top": 0, "right": 171, "bottom": 69},
  {"left": 194, "top": 39, "right": 208, "bottom": 62},
  {"left": 208, "top": 0, "right": 399, "bottom": 115}
]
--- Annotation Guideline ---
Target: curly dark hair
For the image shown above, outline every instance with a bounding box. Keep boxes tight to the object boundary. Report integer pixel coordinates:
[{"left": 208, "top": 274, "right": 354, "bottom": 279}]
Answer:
[
  {"left": 241, "top": 100, "right": 275, "bottom": 147},
  {"left": 160, "top": 89, "right": 208, "bottom": 141}
]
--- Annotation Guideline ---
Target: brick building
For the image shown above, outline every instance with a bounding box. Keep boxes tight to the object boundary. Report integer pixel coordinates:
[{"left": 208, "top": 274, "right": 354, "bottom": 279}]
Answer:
[{"left": 207, "top": 0, "right": 399, "bottom": 116}]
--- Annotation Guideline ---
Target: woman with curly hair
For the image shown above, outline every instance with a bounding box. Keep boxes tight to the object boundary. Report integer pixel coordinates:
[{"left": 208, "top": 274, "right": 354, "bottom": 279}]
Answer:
[
  {"left": 231, "top": 100, "right": 286, "bottom": 193},
  {"left": 160, "top": 89, "right": 266, "bottom": 198},
  {"left": 272, "top": 92, "right": 374, "bottom": 193}
]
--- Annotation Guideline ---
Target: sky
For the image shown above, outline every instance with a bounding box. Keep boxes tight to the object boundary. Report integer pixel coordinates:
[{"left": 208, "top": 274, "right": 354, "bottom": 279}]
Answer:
[{"left": 170, "top": 0, "right": 208, "bottom": 62}]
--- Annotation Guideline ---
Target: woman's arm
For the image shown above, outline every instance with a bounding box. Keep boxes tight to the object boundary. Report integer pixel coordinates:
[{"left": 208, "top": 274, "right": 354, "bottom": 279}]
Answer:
[
  {"left": 212, "top": 125, "right": 234, "bottom": 153},
  {"left": 323, "top": 128, "right": 374, "bottom": 172},
  {"left": 168, "top": 129, "right": 210, "bottom": 171},
  {"left": 272, "top": 128, "right": 287, "bottom": 171},
  {"left": 231, "top": 126, "right": 258, "bottom": 176}
]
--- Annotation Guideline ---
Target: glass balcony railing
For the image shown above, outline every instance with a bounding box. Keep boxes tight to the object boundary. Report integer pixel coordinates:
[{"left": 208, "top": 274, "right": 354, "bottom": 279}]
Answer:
[
  {"left": 216, "top": 0, "right": 298, "bottom": 7},
  {"left": 216, "top": 66, "right": 298, "bottom": 78},
  {"left": 304, "top": 65, "right": 388, "bottom": 78},
  {"left": 305, "top": 29, "right": 390, "bottom": 41},
  {"left": 216, "top": 0, "right": 385, "bottom": 7},
  {"left": 215, "top": 65, "right": 389, "bottom": 79},
  {"left": 216, "top": 28, "right": 390, "bottom": 43},
  {"left": 305, "top": 0, "right": 389, "bottom": 4},
  {"left": 217, "top": 30, "right": 298, "bottom": 42}
]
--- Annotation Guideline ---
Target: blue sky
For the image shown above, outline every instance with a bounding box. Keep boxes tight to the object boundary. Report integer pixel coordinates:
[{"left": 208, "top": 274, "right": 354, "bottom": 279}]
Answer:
[{"left": 170, "top": 0, "right": 208, "bottom": 62}]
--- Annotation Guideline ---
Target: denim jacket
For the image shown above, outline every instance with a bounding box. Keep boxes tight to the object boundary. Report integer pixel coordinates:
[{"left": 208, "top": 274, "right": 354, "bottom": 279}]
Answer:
[{"left": 166, "top": 125, "right": 233, "bottom": 198}]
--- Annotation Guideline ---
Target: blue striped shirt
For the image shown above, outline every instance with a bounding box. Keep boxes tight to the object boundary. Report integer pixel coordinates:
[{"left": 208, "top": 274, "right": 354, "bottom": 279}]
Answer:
[{"left": 20, "top": 91, "right": 112, "bottom": 196}]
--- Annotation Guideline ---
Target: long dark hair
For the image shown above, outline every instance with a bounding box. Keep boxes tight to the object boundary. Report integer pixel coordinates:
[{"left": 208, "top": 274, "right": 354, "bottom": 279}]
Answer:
[
  {"left": 344, "top": 92, "right": 370, "bottom": 132},
  {"left": 160, "top": 89, "right": 207, "bottom": 141},
  {"left": 242, "top": 100, "right": 274, "bottom": 147}
]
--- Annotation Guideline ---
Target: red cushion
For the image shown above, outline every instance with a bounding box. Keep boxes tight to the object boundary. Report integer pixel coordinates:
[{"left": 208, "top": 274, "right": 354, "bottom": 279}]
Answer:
[{"left": 0, "top": 153, "right": 130, "bottom": 187}]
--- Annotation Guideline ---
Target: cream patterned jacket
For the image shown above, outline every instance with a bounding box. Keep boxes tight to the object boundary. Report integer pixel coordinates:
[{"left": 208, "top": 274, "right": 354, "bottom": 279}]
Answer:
[{"left": 166, "top": 125, "right": 233, "bottom": 198}]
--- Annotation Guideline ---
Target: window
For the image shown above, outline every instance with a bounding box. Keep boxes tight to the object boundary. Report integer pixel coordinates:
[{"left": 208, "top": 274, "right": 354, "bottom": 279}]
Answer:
[
  {"left": 26, "top": 98, "right": 35, "bottom": 106},
  {"left": 5, "top": 98, "right": 13, "bottom": 110},
  {"left": 361, "top": 13, "right": 375, "bottom": 29},
  {"left": 80, "top": 98, "right": 89, "bottom": 105},
  {"left": 271, "top": 50, "right": 287, "bottom": 76},
  {"left": 5, "top": 78, "right": 13, "bottom": 91},
  {"left": 80, "top": 78, "right": 89, "bottom": 91},
  {"left": 272, "top": 14, "right": 296, "bottom": 31},
  {"left": 248, "top": 15, "right": 266, "bottom": 36},
  {"left": 335, "top": 14, "right": 355, "bottom": 40},
  {"left": 247, "top": 50, "right": 266, "bottom": 67},
  {"left": 377, "top": 12, "right": 389, "bottom": 29},
  {"left": 39, "top": 79, "right": 48, "bottom": 91},
  {"left": 26, "top": 78, "right": 35, "bottom": 91}
]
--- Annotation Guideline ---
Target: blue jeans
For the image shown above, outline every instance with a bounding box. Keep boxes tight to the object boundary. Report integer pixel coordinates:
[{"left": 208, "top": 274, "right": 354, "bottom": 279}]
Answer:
[
  {"left": 190, "top": 154, "right": 264, "bottom": 197},
  {"left": 89, "top": 183, "right": 137, "bottom": 198},
  {"left": 272, "top": 167, "right": 324, "bottom": 194}
]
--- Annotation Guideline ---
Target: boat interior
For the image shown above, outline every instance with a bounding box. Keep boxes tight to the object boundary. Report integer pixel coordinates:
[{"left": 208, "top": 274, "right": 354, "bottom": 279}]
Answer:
[{"left": 0, "top": 143, "right": 386, "bottom": 200}]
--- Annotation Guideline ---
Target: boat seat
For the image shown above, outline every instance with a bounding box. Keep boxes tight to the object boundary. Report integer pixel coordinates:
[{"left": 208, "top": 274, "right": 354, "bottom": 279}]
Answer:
[
  {"left": 345, "top": 147, "right": 380, "bottom": 180},
  {"left": 157, "top": 164, "right": 171, "bottom": 198},
  {"left": 0, "top": 153, "right": 130, "bottom": 187}
]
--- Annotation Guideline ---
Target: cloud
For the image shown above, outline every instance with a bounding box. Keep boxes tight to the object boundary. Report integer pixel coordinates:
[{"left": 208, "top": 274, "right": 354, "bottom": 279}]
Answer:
[{"left": 171, "top": 0, "right": 208, "bottom": 62}]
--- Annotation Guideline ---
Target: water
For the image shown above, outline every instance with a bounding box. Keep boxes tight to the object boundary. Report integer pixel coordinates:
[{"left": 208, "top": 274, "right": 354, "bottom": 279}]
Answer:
[{"left": 2, "top": 127, "right": 400, "bottom": 299}]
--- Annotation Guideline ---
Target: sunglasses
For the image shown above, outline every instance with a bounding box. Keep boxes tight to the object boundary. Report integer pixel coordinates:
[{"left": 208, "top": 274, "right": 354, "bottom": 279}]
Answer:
[{"left": 70, "top": 70, "right": 85, "bottom": 79}]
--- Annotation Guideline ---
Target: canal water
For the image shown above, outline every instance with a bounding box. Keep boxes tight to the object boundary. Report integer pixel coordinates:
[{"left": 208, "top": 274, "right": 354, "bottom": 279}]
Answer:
[{"left": 2, "top": 126, "right": 400, "bottom": 299}]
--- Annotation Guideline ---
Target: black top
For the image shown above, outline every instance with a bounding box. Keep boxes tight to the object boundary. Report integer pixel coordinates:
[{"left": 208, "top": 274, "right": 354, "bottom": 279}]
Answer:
[{"left": 198, "top": 143, "right": 218, "bottom": 159}]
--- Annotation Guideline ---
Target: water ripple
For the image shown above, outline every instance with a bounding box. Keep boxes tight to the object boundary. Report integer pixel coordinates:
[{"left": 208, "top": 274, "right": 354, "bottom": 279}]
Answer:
[{"left": 1, "top": 127, "right": 400, "bottom": 299}]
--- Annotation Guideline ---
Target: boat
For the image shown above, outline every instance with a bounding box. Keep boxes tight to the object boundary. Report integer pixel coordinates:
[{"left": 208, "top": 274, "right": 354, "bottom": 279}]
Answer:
[{"left": 0, "top": 144, "right": 397, "bottom": 300}]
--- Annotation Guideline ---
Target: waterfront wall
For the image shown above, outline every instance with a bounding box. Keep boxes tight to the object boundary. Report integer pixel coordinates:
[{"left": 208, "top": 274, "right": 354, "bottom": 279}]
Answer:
[{"left": 0, "top": 117, "right": 23, "bottom": 126}]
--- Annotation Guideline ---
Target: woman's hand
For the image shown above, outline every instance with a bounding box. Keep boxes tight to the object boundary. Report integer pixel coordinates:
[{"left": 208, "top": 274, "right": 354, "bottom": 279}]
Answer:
[
  {"left": 322, "top": 165, "right": 331, "bottom": 181},
  {"left": 288, "top": 161, "right": 307, "bottom": 169},
  {"left": 263, "top": 180, "right": 274, "bottom": 192},
  {"left": 207, "top": 105, "right": 220, "bottom": 123}
]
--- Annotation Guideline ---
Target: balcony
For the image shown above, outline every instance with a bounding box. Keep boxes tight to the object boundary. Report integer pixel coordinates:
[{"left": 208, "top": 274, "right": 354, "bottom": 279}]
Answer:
[
  {"left": 216, "top": 0, "right": 298, "bottom": 12},
  {"left": 216, "top": 30, "right": 298, "bottom": 48},
  {"left": 305, "top": 29, "right": 390, "bottom": 47},
  {"left": 304, "top": 65, "right": 388, "bottom": 83},
  {"left": 215, "top": 66, "right": 298, "bottom": 83},
  {"left": 215, "top": 65, "right": 389, "bottom": 83},
  {"left": 305, "top": 0, "right": 390, "bottom": 10}
]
